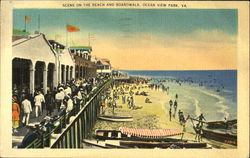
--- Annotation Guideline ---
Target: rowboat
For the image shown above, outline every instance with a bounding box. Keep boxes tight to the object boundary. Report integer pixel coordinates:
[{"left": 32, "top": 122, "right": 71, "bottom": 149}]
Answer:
[
  {"left": 202, "top": 119, "right": 237, "bottom": 145},
  {"left": 205, "top": 119, "right": 237, "bottom": 129},
  {"left": 95, "top": 127, "right": 185, "bottom": 142},
  {"left": 98, "top": 115, "right": 133, "bottom": 122}
]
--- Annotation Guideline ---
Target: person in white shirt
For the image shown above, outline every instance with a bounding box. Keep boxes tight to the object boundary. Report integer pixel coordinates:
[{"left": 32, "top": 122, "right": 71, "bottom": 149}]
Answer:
[
  {"left": 21, "top": 96, "right": 32, "bottom": 125},
  {"left": 64, "top": 85, "right": 72, "bottom": 97},
  {"left": 66, "top": 96, "right": 73, "bottom": 112},
  {"left": 55, "top": 88, "right": 65, "bottom": 111},
  {"left": 34, "top": 91, "right": 45, "bottom": 117}
]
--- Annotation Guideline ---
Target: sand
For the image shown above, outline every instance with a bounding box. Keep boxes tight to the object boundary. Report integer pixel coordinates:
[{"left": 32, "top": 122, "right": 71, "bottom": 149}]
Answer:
[{"left": 91, "top": 82, "right": 236, "bottom": 148}]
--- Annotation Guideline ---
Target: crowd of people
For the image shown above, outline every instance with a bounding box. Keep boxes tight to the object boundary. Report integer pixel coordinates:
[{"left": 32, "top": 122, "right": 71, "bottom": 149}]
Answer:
[
  {"left": 99, "top": 79, "right": 149, "bottom": 114},
  {"left": 12, "top": 75, "right": 109, "bottom": 134}
]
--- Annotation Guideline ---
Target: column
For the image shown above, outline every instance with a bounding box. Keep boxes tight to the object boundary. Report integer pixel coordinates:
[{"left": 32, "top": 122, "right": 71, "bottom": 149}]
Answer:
[
  {"left": 67, "top": 66, "right": 70, "bottom": 81},
  {"left": 72, "top": 67, "right": 75, "bottom": 79},
  {"left": 43, "top": 64, "right": 48, "bottom": 94},
  {"left": 63, "top": 66, "right": 66, "bottom": 84},
  {"left": 53, "top": 66, "right": 58, "bottom": 89},
  {"left": 29, "top": 63, "right": 35, "bottom": 95}
]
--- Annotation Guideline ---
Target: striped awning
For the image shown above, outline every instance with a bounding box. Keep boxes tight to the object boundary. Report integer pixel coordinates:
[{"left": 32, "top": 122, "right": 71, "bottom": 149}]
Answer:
[{"left": 119, "top": 127, "right": 183, "bottom": 138}]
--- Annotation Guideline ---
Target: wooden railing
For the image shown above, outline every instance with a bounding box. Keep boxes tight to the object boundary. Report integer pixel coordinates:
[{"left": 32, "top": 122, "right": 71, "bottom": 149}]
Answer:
[{"left": 25, "top": 78, "right": 113, "bottom": 148}]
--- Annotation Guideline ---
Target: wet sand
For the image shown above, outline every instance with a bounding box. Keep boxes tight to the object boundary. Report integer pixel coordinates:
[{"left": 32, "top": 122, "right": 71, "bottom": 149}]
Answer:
[{"left": 92, "top": 83, "right": 236, "bottom": 149}]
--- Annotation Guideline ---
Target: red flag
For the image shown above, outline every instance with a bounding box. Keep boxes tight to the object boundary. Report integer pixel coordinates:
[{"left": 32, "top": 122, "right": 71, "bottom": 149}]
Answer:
[
  {"left": 25, "top": 16, "right": 31, "bottom": 21},
  {"left": 67, "top": 24, "right": 80, "bottom": 32}
]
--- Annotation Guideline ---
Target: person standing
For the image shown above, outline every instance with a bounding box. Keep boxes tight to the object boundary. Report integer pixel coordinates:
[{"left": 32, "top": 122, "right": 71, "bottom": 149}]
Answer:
[
  {"left": 34, "top": 91, "right": 45, "bottom": 117},
  {"left": 12, "top": 96, "right": 20, "bottom": 133},
  {"left": 100, "top": 95, "right": 106, "bottom": 114},
  {"left": 173, "top": 100, "right": 178, "bottom": 117},
  {"left": 55, "top": 88, "right": 64, "bottom": 112},
  {"left": 21, "top": 96, "right": 32, "bottom": 126},
  {"left": 169, "top": 100, "right": 173, "bottom": 108},
  {"left": 169, "top": 108, "right": 172, "bottom": 121},
  {"left": 66, "top": 96, "right": 73, "bottom": 113},
  {"left": 122, "top": 94, "right": 126, "bottom": 104},
  {"left": 197, "top": 113, "right": 206, "bottom": 127},
  {"left": 45, "top": 91, "right": 55, "bottom": 116}
]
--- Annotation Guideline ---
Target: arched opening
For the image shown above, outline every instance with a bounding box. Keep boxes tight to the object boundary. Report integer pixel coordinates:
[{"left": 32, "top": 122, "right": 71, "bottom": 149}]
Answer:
[
  {"left": 61, "top": 64, "right": 65, "bottom": 84},
  {"left": 47, "top": 63, "right": 55, "bottom": 90},
  {"left": 66, "top": 65, "right": 69, "bottom": 82},
  {"left": 12, "top": 58, "right": 32, "bottom": 92},
  {"left": 35, "top": 61, "right": 45, "bottom": 91},
  {"left": 75, "top": 65, "right": 79, "bottom": 79},
  {"left": 70, "top": 66, "right": 73, "bottom": 79}
]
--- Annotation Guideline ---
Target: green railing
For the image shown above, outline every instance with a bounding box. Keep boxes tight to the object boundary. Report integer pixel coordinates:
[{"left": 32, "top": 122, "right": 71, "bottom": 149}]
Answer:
[{"left": 25, "top": 78, "right": 113, "bottom": 148}]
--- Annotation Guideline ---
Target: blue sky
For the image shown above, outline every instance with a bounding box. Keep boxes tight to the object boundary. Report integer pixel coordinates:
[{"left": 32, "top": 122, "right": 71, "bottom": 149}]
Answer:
[
  {"left": 13, "top": 9, "right": 238, "bottom": 70},
  {"left": 13, "top": 9, "right": 237, "bottom": 36}
]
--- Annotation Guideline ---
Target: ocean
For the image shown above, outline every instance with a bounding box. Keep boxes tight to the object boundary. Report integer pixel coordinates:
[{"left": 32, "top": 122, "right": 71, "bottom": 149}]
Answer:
[{"left": 121, "top": 70, "right": 237, "bottom": 121}]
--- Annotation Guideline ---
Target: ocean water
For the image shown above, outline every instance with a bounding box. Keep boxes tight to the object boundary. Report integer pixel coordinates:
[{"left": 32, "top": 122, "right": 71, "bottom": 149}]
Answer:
[{"left": 121, "top": 70, "right": 237, "bottom": 121}]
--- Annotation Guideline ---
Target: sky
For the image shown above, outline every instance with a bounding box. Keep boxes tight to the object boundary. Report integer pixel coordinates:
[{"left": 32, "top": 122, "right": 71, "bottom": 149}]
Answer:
[{"left": 13, "top": 9, "right": 238, "bottom": 70}]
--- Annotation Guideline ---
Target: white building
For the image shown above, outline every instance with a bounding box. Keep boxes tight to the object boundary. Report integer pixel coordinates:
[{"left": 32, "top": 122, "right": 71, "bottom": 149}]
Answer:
[
  {"left": 12, "top": 33, "right": 75, "bottom": 95},
  {"left": 95, "top": 58, "right": 112, "bottom": 76}
]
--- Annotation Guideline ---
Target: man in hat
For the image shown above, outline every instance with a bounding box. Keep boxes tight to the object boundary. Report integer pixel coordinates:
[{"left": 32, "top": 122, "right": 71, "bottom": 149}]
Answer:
[
  {"left": 34, "top": 91, "right": 45, "bottom": 117},
  {"left": 21, "top": 95, "right": 32, "bottom": 126},
  {"left": 66, "top": 95, "right": 73, "bottom": 113},
  {"left": 55, "top": 88, "right": 65, "bottom": 112},
  {"left": 45, "top": 91, "right": 55, "bottom": 116}
]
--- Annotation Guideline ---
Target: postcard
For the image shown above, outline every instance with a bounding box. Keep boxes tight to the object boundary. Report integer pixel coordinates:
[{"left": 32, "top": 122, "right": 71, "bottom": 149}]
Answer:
[{"left": 0, "top": 1, "right": 249, "bottom": 158}]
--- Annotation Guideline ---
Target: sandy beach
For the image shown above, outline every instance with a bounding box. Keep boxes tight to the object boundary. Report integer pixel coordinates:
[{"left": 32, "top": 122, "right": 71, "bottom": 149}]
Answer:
[{"left": 91, "top": 82, "right": 236, "bottom": 149}]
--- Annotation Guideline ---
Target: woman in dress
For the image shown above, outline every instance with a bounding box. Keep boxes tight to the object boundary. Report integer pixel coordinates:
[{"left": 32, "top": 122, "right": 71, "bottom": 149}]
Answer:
[{"left": 12, "top": 96, "right": 20, "bottom": 133}]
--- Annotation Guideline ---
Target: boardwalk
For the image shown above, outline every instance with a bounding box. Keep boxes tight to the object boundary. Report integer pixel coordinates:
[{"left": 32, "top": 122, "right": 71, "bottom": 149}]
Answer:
[{"left": 13, "top": 78, "right": 113, "bottom": 149}]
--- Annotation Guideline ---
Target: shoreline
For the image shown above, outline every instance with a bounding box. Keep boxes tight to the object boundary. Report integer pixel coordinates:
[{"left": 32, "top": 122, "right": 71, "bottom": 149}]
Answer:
[{"left": 91, "top": 77, "right": 236, "bottom": 148}]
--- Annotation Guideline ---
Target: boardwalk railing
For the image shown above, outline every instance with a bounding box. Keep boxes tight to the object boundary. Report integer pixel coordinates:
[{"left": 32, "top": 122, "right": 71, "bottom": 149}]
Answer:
[{"left": 25, "top": 78, "right": 113, "bottom": 148}]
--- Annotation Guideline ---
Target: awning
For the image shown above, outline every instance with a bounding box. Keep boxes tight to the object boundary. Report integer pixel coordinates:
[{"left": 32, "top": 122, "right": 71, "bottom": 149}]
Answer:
[{"left": 119, "top": 127, "right": 183, "bottom": 137}]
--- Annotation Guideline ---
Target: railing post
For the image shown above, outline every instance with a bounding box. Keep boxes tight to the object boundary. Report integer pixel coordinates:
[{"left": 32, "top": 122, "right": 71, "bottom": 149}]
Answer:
[
  {"left": 59, "top": 119, "right": 63, "bottom": 133},
  {"left": 77, "top": 120, "right": 81, "bottom": 148},
  {"left": 41, "top": 134, "right": 44, "bottom": 148},
  {"left": 73, "top": 125, "right": 76, "bottom": 148},
  {"left": 65, "top": 131, "right": 68, "bottom": 148},
  {"left": 69, "top": 129, "right": 72, "bottom": 148},
  {"left": 45, "top": 126, "right": 51, "bottom": 147}
]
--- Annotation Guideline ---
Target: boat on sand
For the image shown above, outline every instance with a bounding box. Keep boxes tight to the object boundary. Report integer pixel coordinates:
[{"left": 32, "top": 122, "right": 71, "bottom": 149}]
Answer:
[{"left": 98, "top": 115, "right": 133, "bottom": 122}]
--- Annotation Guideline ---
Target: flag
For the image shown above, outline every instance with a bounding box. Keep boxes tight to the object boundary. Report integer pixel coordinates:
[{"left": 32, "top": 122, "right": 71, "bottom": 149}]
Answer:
[
  {"left": 67, "top": 24, "right": 80, "bottom": 32},
  {"left": 25, "top": 16, "right": 31, "bottom": 21}
]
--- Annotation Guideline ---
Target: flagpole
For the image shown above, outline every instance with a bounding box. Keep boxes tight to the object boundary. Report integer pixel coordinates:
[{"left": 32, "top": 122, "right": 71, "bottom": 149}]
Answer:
[
  {"left": 66, "top": 26, "right": 68, "bottom": 47},
  {"left": 38, "top": 14, "right": 40, "bottom": 33},
  {"left": 88, "top": 33, "right": 90, "bottom": 46},
  {"left": 25, "top": 16, "right": 27, "bottom": 32}
]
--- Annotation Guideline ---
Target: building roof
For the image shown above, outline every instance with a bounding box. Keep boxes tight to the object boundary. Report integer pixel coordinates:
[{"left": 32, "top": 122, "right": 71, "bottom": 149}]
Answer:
[
  {"left": 13, "top": 29, "right": 30, "bottom": 36},
  {"left": 59, "top": 48, "right": 75, "bottom": 67},
  {"left": 12, "top": 33, "right": 56, "bottom": 63},
  {"left": 98, "top": 59, "right": 111, "bottom": 66}
]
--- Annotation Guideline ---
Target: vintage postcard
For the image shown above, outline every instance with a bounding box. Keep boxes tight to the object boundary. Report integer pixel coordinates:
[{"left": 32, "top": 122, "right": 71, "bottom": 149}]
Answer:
[{"left": 0, "top": 1, "right": 249, "bottom": 158}]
